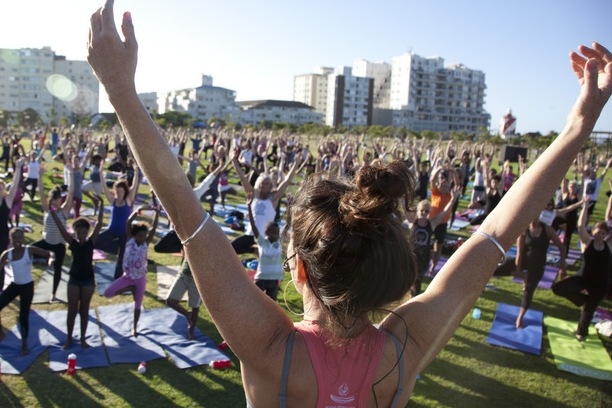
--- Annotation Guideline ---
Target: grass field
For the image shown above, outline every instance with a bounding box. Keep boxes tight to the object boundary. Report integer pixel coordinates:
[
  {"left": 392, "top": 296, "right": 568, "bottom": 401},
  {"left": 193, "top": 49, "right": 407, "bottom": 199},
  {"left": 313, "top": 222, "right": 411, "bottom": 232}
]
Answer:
[{"left": 0, "top": 149, "right": 611, "bottom": 408}]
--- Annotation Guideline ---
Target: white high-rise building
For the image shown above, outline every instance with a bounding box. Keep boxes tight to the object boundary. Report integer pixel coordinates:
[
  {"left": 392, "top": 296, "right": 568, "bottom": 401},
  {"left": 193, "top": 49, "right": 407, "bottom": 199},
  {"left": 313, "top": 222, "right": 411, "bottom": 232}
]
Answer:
[
  {"left": 293, "top": 67, "right": 333, "bottom": 122},
  {"left": 325, "top": 67, "right": 373, "bottom": 128},
  {"left": 388, "top": 53, "right": 489, "bottom": 132},
  {"left": 353, "top": 60, "right": 391, "bottom": 109},
  {"left": 0, "top": 47, "right": 99, "bottom": 124}
]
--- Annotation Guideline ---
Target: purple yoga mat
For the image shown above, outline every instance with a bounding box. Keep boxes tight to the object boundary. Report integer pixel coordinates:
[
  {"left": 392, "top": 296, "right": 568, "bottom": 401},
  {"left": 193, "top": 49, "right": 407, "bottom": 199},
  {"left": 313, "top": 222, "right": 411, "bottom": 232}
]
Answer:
[{"left": 512, "top": 265, "right": 559, "bottom": 290}]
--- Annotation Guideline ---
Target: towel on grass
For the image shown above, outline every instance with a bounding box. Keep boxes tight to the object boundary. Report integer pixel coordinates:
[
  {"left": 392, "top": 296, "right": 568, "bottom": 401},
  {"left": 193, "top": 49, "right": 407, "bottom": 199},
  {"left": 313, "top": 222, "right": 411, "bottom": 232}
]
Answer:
[
  {"left": 141, "top": 307, "right": 229, "bottom": 369},
  {"left": 35, "top": 309, "right": 110, "bottom": 372},
  {"left": 97, "top": 303, "right": 166, "bottom": 364},
  {"left": 0, "top": 310, "right": 49, "bottom": 374},
  {"left": 32, "top": 267, "right": 69, "bottom": 304},
  {"left": 94, "top": 262, "right": 116, "bottom": 295}
]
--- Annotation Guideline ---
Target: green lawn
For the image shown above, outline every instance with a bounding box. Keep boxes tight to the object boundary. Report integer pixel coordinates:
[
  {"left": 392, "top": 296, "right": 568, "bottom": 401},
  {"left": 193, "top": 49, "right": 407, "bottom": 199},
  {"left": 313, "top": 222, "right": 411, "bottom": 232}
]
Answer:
[{"left": 0, "top": 150, "right": 611, "bottom": 407}]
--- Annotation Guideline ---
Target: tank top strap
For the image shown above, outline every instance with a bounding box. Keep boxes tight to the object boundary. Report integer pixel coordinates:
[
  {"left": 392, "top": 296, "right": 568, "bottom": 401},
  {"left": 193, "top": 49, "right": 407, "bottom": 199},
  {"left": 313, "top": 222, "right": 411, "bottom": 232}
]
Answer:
[
  {"left": 279, "top": 330, "right": 297, "bottom": 408},
  {"left": 386, "top": 330, "right": 405, "bottom": 408}
]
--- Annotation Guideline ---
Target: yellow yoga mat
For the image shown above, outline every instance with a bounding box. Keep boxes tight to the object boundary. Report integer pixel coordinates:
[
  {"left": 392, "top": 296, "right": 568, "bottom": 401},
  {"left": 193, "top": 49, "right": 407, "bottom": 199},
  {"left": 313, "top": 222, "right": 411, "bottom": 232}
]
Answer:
[{"left": 544, "top": 315, "right": 612, "bottom": 381}]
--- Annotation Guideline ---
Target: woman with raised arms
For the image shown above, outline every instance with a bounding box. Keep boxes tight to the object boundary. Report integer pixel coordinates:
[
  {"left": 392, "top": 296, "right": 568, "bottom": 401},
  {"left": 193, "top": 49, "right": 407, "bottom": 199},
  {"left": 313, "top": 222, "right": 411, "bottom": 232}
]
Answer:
[{"left": 86, "top": 2, "right": 612, "bottom": 405}]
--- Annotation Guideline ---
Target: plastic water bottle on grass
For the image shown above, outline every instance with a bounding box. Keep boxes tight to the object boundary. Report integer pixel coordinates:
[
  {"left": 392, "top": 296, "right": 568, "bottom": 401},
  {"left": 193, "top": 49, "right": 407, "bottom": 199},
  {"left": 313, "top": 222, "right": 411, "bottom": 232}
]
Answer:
[
  {"left": 66, "top": 354, "right": 77, "bottom": 375},
  {"left": 209, "top": 360, "right": 232, "bottom": 369}
]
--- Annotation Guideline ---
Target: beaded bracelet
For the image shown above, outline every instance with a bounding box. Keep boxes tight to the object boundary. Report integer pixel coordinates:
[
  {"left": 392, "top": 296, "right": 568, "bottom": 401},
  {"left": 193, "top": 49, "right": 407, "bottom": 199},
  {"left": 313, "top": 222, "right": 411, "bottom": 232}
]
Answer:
[
  {"left": 474, "top": 230, "right": 506, "bottom": 264},
  {"left": 180, "top": 212, "right": 210, "bottom": 246}
]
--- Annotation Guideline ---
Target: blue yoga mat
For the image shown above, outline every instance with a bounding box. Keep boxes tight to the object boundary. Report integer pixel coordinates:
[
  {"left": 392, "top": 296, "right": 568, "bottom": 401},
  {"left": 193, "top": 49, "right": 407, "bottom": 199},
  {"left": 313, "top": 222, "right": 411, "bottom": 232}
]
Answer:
[
  {"left": 97, "top": 303, "right": 166, "bottom": 364},
  {"left": 37, "top": 309, "right": 110, "bottom": 372},
  {"left": 0, "top": 310, "right": 49, "bottom": 374},
  {"left": 142, "top": 307, "right": 228, "bottom": 369},
  {"left": 32, "top": 267, "right": 70, "bottom": 304},
  {"left": 95, "top": 262, "right": 116, "bottom": 295},
  {"left": 486, "top": 303, "right": 543, "bottom": 355}
]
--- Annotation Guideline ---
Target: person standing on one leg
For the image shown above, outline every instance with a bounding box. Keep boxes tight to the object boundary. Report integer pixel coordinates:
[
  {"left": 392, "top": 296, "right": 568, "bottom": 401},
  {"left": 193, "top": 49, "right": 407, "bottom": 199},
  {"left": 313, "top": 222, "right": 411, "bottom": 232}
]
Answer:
[
  {"left": 553, "top": 200, "right": 612, "bottom": 341},
  {"left": 104, "top": 205, "right": 159, "bottom": 337},
  {"left": 0, "top": 228, "right": 54, "bottom": 355}
]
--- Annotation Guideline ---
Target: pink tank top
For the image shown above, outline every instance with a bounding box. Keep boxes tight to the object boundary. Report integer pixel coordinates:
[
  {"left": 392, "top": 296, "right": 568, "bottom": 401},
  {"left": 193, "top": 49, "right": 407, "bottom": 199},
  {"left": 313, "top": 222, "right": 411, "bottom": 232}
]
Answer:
[{"left": 295, "top": 321, "right": 386, "bottom": 407}]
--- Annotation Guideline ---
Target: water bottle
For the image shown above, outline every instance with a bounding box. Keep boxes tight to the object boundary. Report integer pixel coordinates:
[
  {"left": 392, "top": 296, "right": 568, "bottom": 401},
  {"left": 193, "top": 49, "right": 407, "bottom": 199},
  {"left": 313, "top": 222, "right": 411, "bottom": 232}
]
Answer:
[
  {"left": 472, "top": 308, "right": 481, "bottom": 319},
  {"left": 218, "top": 340, "right": 229, "bottom": 351},
  {"left": 66, "top": 353, "right": 77, "bottom": 375},
  {"left": 138, "top": 361, "right": 147, "bottom": 374},
  {"left": 209, "top": 360, "right": 231, "bottom": 369}
]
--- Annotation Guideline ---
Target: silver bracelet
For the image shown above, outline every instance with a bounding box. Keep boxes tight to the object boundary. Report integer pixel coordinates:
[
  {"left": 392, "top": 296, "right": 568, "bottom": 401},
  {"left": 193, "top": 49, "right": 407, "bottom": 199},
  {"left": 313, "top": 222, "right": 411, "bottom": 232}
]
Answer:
[
  {"left": 474, "top": 230, "right": 506, "bottom": 264},
  {"left": 180, "top": 212, "right": 210, "bottom": 246}
]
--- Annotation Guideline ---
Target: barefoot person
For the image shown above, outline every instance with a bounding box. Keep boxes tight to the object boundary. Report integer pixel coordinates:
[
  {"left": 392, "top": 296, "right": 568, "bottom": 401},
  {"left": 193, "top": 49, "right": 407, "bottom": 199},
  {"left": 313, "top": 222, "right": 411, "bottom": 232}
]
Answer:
[
  {"left": 50, "top": 196, "right": 105, "bottom": 349},
  {"left": 514, "top": 215, "right": 566, "bottom": 329},
  {"left": 87, "top": 4, "right": 611, "bottom": 404},
  {"left": 0, "top": 228, "right": 54, "bottom": 355},
  {"left": 103, "top": 205, "right": 159, "bottom": 336},
  {"left": 32, "top": 164, "right": 74, "bottom": 303},
  {"left": 552, "top": 200, "right": 612, "bottom": 341},
  {"left": 165, "top": 258, "right": 201, "bottom": 340}
]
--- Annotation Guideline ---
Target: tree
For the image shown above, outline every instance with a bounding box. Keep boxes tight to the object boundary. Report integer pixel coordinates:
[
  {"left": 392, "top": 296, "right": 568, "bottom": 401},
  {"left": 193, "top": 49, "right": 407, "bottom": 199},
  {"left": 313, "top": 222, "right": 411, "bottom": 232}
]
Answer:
[{"left": 155, "top": 111, "right": 193, "bottom": 128}]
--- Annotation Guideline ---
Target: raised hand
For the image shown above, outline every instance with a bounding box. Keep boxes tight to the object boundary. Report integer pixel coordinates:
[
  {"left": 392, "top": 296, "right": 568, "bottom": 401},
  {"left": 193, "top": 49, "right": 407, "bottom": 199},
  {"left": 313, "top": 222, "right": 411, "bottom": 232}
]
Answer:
[
  {"left": 87, "top": 0, "right": 138, "bottom": 98},
  {"left": 568, "top": 42, "right": 612, "bottom": 123}
]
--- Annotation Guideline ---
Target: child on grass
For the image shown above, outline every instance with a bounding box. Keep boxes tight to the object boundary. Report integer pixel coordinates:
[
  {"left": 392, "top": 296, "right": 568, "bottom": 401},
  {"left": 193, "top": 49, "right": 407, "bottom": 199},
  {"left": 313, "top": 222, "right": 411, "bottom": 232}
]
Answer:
[
  {"left": 104, "top": 205, "right": 159, "bottom": 336},
  {"left": 50, "top": 195, "right": 105, "bottom": 349},
  {"left": 247, "top": 193, "right": 283, "bottom": 301},
  {"left": 406, "top": 186, "right": 460, "bottom": 296}
]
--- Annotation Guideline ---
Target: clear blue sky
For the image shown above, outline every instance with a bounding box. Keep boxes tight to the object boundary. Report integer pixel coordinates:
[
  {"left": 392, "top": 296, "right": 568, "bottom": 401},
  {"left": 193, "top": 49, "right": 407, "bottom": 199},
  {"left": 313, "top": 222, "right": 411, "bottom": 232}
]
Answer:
[{"left": 2, "top": 0, "right": 612, "bottom": 134}]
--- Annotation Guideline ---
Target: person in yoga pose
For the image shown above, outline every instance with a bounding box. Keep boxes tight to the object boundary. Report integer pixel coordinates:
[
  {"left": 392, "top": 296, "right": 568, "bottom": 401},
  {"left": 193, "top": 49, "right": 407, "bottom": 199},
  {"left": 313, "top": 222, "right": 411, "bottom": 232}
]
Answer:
[
  {"left": 0, "top": 157, "right": 25, "bottom": 291},
  {"left": 552, "top": 200, "right": 612, "bottom": 341},
  {"left": 86, "top": 4, "right": 611, "bottom": 404},
  {"left": 514, "top": 214, "right": 566, "bottom": 329},
  {"left": 50, "top": 196, "right": 105, "bottom": 349},
  {"left": 32, "top": 164, "right": 75, "bottom": 303},
  {"left": 104, "top": 205, "right": 159, "bottom": 336},
  {"left": 0, "top": 228, "right": 54, "bottom": 355}
]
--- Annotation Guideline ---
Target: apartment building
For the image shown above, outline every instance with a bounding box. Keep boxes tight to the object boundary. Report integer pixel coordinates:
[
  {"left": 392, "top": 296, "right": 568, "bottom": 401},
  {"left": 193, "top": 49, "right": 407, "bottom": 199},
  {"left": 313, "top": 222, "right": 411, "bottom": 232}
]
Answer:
[
  {"left": 238, "top": 100, "right": 322, "bottom": 126},
  {"left": 389, "top": 53, "right": 489, "bottom": 132},
  {"left": 352, "top": 60, "right": 391, "bottom": 109},
  {"left": 0, "top": 46, "right": 99, "bottom": 123},
  {"left": 293, "top": 67, "right": 333, "bottom": 122},
  {"left": 325, "top": 67, "right": 374, "bottom": 128},
  {"left": 157, "top": 75, "right": 241, "bottom": 122}
]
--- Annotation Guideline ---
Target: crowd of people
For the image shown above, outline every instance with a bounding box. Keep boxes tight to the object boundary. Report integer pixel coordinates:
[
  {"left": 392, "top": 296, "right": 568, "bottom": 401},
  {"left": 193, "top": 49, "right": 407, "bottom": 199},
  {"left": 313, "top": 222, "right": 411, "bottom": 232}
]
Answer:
[{"left": 0, "top": 4, "right": 610, "bottom": 404}]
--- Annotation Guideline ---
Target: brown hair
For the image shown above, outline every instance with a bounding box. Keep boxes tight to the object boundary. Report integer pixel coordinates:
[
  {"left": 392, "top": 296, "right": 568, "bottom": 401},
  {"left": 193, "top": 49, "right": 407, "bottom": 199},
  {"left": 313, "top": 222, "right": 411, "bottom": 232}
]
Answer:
[
  {"left": 114, "top": 180, "right": 130, "bottom": 198},
  {"left": 288, "top": 160, "right": 416, "bottom": 337},
  {"left": 593, "top": 221, "right": 609, "bottom": 234}
]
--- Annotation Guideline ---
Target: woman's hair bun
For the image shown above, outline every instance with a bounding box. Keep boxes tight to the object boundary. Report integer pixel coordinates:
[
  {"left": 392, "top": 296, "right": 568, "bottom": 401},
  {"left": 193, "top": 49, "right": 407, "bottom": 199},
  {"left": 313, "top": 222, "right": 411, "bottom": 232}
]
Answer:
[{"left": 339, "top": 161, "right": 414, "bottom": 232}]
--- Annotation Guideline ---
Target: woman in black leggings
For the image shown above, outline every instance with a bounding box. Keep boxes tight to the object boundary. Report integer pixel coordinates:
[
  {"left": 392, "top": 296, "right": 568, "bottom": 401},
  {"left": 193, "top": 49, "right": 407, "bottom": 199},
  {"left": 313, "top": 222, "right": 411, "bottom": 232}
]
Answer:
[
  {"left": 515, "top": 216, "right": 566, "bottom": 328},
  {"left": 553, "top": 201, "right": 612, "bottom": 341},
  {"left": 0, "top": 228, "right": 54, "bottom": 355},
  {"left": 31, "top": 165, "right": 74, "bottom": 302}
]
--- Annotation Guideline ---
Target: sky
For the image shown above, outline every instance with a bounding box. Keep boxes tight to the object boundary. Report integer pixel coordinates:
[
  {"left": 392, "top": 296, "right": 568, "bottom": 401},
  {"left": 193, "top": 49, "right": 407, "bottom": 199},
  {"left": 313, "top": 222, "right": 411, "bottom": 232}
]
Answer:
[{"left": 2, "top": 0, "right": 612, "bottom": 134}]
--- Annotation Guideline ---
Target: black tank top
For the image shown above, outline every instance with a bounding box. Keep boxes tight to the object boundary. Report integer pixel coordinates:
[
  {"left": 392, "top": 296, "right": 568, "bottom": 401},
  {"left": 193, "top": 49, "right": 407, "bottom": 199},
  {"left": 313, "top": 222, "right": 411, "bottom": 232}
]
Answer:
[
  {"left": 0, "top": 198, "right": 9, "bottom": 236},
  {"left": 524, "top": 226, "right": 549, "bottom": 268},
  {"left": 582, "top": 241, "right": 611, "bottom": 285}
]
